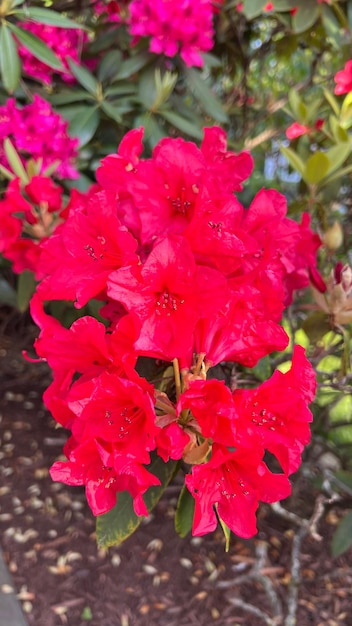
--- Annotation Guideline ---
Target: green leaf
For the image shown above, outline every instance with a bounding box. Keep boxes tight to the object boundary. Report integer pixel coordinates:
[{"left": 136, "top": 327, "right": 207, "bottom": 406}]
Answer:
[
  {"left": 303, "top": 152, "right": 330, "bottom": 185},
  {"left": 288, "top": 89, "right": 306, "bottom": 122},
  {"left": 334, "top": 471, "right": 352, "bottom": 492},
  {"left": 324, "top": 144, "right": 351, "bottom": 178},
  {"left": 68, "top": 106, "right": 100, "bottom": 146},
  {"left": 218, "top": 515, "right": 231, "bottom": 552},
  {"left": 292, "top": 5, "right": 319, "bottom": 34},
  {"left": 184, "top": 67, "right": 228, "bottom": 123},
  {"left": 302, "top": 311, "right": 331, "bottom": 344},
  {"left": 340, "top": 92, "right": 352, "bottom": 129},
  {"left": 251, "top": 355, "right": 272, "bottom": 382},
  {"left": 49, "top": 90, "right": 95, "bottom": 105},
  {"left": 322, "top": 163, "right": 352, "bottom": 187},
  {"left": 105, "top": 83, "right": 137, "bottom": 97},
  {"left": 175, "top": 485, "right": 195, "bottom": 538},
  {"left": 3, "top": 138, "right": 29, "bottom": 183},
  {"left": 17, "top": 270, "right": 36, "bottom": 312},
  {"left": 0, "top": 278, "right": 17, "bottom": 307},
  {"left": 280, "top": 146, "right": 305, "bottom": 176},
  {"left": 242, "top": 0, "right": 268, "bottom": 19},
  {"left": 67, "top": 58, "right": 99, "bottom": 96},
  {"left": 323, "top": 89, "right": 340, "bottom": 116},
  {"left": 331, "top": 511, "right": 352, "bottom": 557},
  {"left": 100, "top": 101, "right": 122, "bottom": 124},
  {"left": 0, "top": 25, "right": 20, "bottom": 93},
  {"left": 98, "top": 49, "right": 123, "bottom": 82},
  {"left": 7, "top": 22, "right": 63, "bottom": 70},
  {"left": 329, "top": 115, "right": 348, "bottom": 143},
  {"left": 159, "top": 109, "right": 203, "bottom": 140},
  {"left": 14, "top": 7, "right": 85, "bottom": 29},
  {"left": 96, "top": 457, "right": 178, "bottom": 548},
  {"left": 113, "top": 53, "right": 152, "bottom": 80}
]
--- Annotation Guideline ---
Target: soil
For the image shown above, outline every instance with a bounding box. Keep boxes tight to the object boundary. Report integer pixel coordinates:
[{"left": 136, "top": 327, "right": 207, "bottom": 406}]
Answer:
[{"left": 1, "top": 322, "right": 352, "bottom": 626}]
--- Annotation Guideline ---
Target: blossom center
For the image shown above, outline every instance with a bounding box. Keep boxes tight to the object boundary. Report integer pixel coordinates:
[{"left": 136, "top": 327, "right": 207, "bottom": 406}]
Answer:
[{"left": 155, "top": 289, "right": 185, "bottom": 316}]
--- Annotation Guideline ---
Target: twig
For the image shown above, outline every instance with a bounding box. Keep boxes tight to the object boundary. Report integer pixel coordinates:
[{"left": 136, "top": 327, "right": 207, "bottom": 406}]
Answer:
[{"left": 225, "top": 598, "right": 278, "bottom": 626}]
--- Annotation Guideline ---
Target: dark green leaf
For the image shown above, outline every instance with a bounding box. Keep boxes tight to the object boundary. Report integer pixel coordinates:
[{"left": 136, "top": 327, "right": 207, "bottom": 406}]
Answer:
[
  {"left": 292, "top": 5, "right": 319, "bottom": 33},
  {"left": 334, "top": 471, "right": 352, "bottom": 493},
  {"left": 159, "top": 109, "right": 203, "bottom": 140},
  {"left": 175, "top": 485, "right": 195, "bottom": 538},
  {"left": 242, "top": 0, "right": 268, "bottom": 19},
  {"left": 105, "top": 84, "right": 137, "bottom": 97},
  {"left": 49, "top": 90, "right": 95, "bottom": 105},
  {"left": 113, "top": 53, "right": 152, "bottom": 80},
  {"left": 331, "top": 511, "right": 352, "bottom": 557},
  {"left": 14, "top": 7, "right": 85, "bottom": 29},
  {"left": 184, "top": 67, "right": 228, "bottom": 123},
  {"left": 7, "top": 22, "right": 63, "bottom": 70},
  {"left": 17, "top": 270, "right": 36, "bottom": 312},
  {"left": 96, "top": 457, "right": 178, "bottom": 548},
  {"left": 68, "top": 106, "right": 100, "bottom": 146},
  {"left": 98, "top": 49, "right": 123, "bottom": 82},
  {"left": 251, "top": 356, "right": 272, "bottom": 382},
  {"left": 302, "top": 311, "right": 331, "bottom": 344},
  {"left": 100, "top": 101, "right": 122, "bottom": 124},
  {"left": 0, "top": 278, "right": 17, "bottom": 307},
  {"left": 0, "top": 25, "right": 20, "bottom": 93},
  {"left": 67, "top": 58, "right": 99, "bottom": 96}
]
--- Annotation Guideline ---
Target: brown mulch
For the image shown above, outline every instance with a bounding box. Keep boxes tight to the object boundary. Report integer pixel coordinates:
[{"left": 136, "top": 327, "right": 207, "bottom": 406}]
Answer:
[{"left": 1, "top": 331, "right": 352, "bottom": 626}]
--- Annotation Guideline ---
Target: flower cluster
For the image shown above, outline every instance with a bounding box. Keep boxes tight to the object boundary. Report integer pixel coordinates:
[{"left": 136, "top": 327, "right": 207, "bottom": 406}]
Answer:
[
  {"left": 18, "top": 22, "right": 88, "bottom": 85},
  {"left": 30, "top": 127, "right": 319, "bottom": 538},
  {"left": 0, "top": 96, "right": 79, "bottom": 179},
  {"left": 128, "top": 0, "right": 215, "bottom": 67},
  {"left": 0, "top": 176, "right": 67, "bottom": 275}
]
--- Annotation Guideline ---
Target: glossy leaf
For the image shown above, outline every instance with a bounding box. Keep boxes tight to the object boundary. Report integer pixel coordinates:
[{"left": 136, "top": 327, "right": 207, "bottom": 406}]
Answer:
[
  {"left": 7, "top": 22, "right": 63, "bottom": 70},
  {"left": 17, "top": 270, "right": 36, "bottom": 312},
  {"left": 303, "top": 152, "right": 330, "bottom": 185},
  {"left": 68, "top": 106, "right": 100, "bottom": 146},
  {"left": 331, "top": 511, "right": 352, "bottom": 557},
  {"left": 3, "top": 138, "right": 29, "bottom": 183},
  {"left": 67, "top": 58, "right": 99, "bottom": 96},
  {"left": 184, "top": 67, "right": 228, "bottom": 123},
  {"left": 96, "top": 457, "right": 178, "bottom": 548},
  {"left": 14, "top": 7, "right": 85, "bottom": 29},
  {"left": 0, "top": 25, "right": 20, "bottom": 93},
  {"left": 280, "top": 146, "right": 305, "bottom": 176},
  {"left": 175, "top": 485, "right": 195, "bottom": 538},
  {"left": 159, "top": 109, "right": 203, "bottom": 140}
]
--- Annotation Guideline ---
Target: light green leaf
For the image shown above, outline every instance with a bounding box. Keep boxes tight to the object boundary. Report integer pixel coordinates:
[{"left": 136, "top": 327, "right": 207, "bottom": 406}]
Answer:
[
  {"left": 175, "top": 485, "right": 195, "bottom": 538},
  {"left": 292, "top": 5, "right": 319, "bottom": 33},
  {"left": 288, "top": 89, "right": 306, "bottom": 122},
  {"left": 3, "top": 138, "right": 29, "bottom": 183},
  {"left": 159, "top": 109, "right": 203, "bottom": 140},
  {"left": 329, "top": 115, "right": 348, "bottom": 143},
  {"left": 68, "top": 106, "right": 100, "bottom": 146},
  {"left": 331, "top": 511, "right": 352, "bottom": 557},
  {"left": 324, "top": 144, "right": 351, "bottom": 178},
  {"left": 280, "top": 146, "right": 305, "bottom": 176},
  {"left": 242, "top": 0, "right": 268, "bottom": 19},
  {"left": 96, "top": 457, "right": 177, "bottom": 548},
  {"left": 218, "top": 515, "right": 231, "bottom": 552},
  {"left": 67, "top": 58, "right": 99, "bottom": 96},
  {"left": 323, "top": 89, "right": 340, "bottom": 116},
  {"left": 303, "top": 152, "right": 330, "bottom": 185},
  {"left": 7, "top": 22, "right": 63, "bottom": 70},
  {"left": 0, "top": 25, "right": 20, "bottom": 93},
  {"left": 184, "top": 67, "right": 228, "bottom": 123},
  {"left": 14, "top": 7, "right": 85, "bottom": 29}
]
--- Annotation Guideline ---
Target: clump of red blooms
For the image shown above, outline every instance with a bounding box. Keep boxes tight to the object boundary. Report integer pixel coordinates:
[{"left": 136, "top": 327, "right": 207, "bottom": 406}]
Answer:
[
  {"left": 334, "top": 60, "right": 352, "bottom": 96},
  {"left": 18, "top": 22, "right": 88, "bottom": 85},
  {"left": 14, "top": 127, "right": 320, "bottom": 539},
  {"left": 0, "top": 96, "right": 79, "bottom": 179}
]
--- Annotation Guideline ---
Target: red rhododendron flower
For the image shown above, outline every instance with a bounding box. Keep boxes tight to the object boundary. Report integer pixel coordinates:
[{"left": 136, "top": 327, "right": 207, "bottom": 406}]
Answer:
[
  {"left": 185, "top": 445, "right": 291, "bottom": 537},
  {"left": 334, "top": 60, "right": 352, "bottom": 95}
]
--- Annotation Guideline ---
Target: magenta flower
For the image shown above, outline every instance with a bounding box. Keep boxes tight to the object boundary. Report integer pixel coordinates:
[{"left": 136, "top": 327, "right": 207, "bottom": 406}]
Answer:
[
  {"left": 128, "top": 0, "right": 215, "bottom": 67},
  {"left": 334, "top": 60, "right": 352, "bottom": 96}
]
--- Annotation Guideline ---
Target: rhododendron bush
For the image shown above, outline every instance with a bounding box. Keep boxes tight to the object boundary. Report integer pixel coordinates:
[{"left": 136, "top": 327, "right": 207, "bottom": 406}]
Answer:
[{"left": 1, "top": 0, "right": 352, "bottom": 560}]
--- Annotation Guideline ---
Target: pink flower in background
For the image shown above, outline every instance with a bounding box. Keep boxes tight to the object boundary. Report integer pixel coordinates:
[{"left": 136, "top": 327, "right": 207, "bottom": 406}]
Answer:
[
  {"left": 334, "top": 60, "right": 352, "bottom": 96},
  {"left": 0, "top": 96, "right": 79, "bottom": 179},
  {"left": 286, "top": 119, "right": 324, "bottom": 140},
  {"left": 93, "top": 0, "right": 125, "bottom": 22},
  {"left": 128, "top": 0, "right": 215, "bottom": 67},
  {"left": 18, "top": 22, "right": 87, "bottom": 85}
]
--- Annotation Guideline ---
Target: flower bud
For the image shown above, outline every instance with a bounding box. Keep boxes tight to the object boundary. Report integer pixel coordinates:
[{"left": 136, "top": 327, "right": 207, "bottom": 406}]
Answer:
[{"left": 322, "top": 221, "right": 343, "bottom": 252}]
